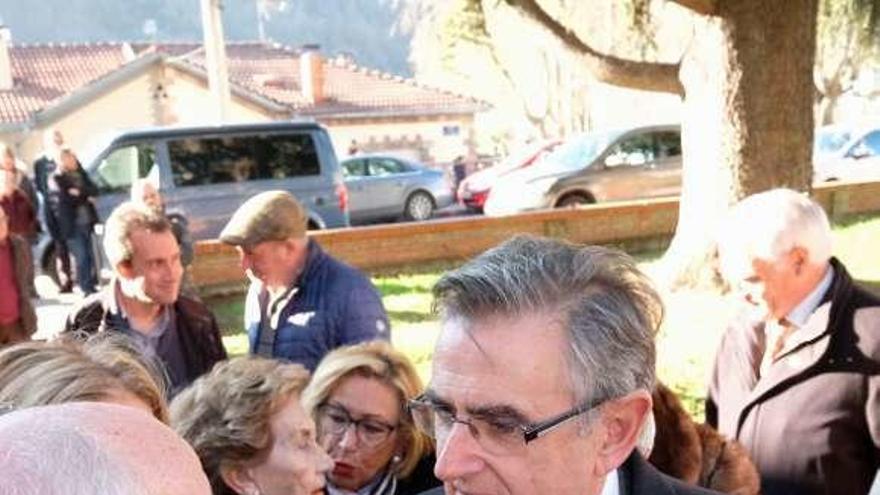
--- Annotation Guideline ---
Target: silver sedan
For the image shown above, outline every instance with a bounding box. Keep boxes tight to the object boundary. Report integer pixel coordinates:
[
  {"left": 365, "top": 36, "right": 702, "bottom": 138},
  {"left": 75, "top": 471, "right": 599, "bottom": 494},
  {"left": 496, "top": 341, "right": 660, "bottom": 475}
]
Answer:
[{"left": 341, "top": 154, "right": 454, "bottom": 224}]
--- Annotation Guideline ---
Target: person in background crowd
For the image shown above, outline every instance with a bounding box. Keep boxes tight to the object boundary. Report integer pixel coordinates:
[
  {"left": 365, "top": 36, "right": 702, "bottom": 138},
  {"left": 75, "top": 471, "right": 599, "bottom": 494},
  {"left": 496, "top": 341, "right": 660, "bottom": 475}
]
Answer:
[
  {"left": 0, "top": 335, "right": 169, "bottom": 422},
  {"left": 33, "top": 128, "right": 65, "bottom": 198},
  {"left": 0, "top": 402, "right": 212, "bottom": 495},
  {"left": 34, "top": 130, "right": 74, "bottom": 292},
  {"left": 63, "top": 202, "right": 226, "bottom": 395},
  {"left": 220, "top": 190, "right": 389, "bottom": 371},
  {"left": 410, "top": 235, "right": 718, "bottom": 495},
  {"left": 708, "top": 188, "right": 880, "bottom": 495},
  {"left": 1, "top": 144, "right": 38, "bottom": 221},
  {"left": 302, "top": 341, "right": 441, "bottom": 495},
  {"left": 131, "top": 178, "right": 198, "bottom": 299},
  {"left": 0, "top": 208, "right": 36, "bottom": 345},
  {"left": 171, "top": 356, "right": 333, "bottom": 495},
  {"left": 1, "top": 159, "right": 37, "bottom": 242},
  {"left": 1, "top": 144, "right": 38, "bottom": 243},
  {"left": 47, "top": 147, "right": 99, "bottom": 294}
]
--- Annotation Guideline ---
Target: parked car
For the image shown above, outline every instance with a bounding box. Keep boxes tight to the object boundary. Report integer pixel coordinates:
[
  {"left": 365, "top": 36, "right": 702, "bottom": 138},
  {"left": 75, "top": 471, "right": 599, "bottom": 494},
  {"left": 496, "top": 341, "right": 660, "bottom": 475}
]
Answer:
[
  {"left": 457, "top": 139, "right": 561, "bottom": 213},
  {"left": 341, "top": 154, "right": 454, "bottom": 224},
  {"left": 483, "top": 125, "right": 682, "bottom": 216},
  {"left": 814, "top": 124, "right": 880, "bottom": 182},
  {"left": 36, "top": 121, "right": 349, "bottom": 283}
]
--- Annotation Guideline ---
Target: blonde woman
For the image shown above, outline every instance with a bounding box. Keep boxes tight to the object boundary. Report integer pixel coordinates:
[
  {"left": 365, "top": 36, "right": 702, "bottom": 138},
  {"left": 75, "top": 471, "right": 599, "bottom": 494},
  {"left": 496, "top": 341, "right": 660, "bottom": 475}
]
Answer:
[
  {"left": 170, "top": 357, "right": 332, "bottom": 495},
  {"left": 0, "top": 334, "right": 169, "bottom": 422},
  {"left": 302, "top": 341, "right": 439, "bottom": 495}
]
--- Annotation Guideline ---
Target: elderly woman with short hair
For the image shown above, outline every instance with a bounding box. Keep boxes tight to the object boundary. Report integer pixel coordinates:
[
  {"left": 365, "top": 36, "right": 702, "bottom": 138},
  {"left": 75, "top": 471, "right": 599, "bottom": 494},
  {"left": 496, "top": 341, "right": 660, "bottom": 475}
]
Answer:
[
  {"left": 302, "top": 341, "right": 440, "bottom": 495},
  {"left": 171, "top": 357, "right": 332, "bottom": 495},
  {"left": 0, "top": 334, "right": 169, "bottom": 422}
]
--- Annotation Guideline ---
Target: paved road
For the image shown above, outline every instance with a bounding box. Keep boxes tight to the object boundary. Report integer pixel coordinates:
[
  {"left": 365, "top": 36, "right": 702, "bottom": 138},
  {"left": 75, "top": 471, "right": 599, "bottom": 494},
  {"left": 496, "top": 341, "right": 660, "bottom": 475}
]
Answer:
[{"left": 32, "top": 275, "right": 83, "bottom": 341}]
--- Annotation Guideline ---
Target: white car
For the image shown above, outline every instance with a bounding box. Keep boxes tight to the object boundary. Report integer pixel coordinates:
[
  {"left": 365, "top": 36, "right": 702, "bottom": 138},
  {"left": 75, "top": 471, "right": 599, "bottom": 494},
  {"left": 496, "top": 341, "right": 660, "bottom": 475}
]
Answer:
[{"left": 814, "top": 125, "right": 880, "bottom": 182}]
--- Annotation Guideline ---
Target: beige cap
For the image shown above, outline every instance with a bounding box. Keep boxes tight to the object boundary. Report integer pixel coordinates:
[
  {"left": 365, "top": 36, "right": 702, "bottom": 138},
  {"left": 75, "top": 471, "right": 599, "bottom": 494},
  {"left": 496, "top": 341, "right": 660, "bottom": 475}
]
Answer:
[{"left": 220, "top": 191, "right": 307, "bottom": 247}]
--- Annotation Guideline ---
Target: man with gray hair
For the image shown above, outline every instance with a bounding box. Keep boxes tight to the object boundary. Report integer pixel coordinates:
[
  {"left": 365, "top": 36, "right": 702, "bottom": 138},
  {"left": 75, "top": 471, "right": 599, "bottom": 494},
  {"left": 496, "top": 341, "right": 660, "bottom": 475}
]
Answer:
[
  {"left": 64, "top": 202, "right": 226, "bottom": 393},
  {"left": 707, "top": 188, "right": 880, "bottom": 495},
  {"left": 0, "top": 401, "right": 211, "bottom": 494},
  {"left": 409, "top": 235, "right": 716, "bottom": 495}
]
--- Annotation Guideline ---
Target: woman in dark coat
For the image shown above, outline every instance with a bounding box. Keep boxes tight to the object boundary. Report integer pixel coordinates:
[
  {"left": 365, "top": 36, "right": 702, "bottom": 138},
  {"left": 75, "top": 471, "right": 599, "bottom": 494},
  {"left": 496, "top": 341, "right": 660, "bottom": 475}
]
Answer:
[{"left": 47, "top": 148, "right": 99, "bottom": 294}]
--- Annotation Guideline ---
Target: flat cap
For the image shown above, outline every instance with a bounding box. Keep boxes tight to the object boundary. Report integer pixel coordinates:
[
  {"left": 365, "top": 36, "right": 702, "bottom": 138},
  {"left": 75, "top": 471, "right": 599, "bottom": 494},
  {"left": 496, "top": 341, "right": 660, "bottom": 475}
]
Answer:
[{"left": 220, "top": 191, "right": 307, "bottom": 247}]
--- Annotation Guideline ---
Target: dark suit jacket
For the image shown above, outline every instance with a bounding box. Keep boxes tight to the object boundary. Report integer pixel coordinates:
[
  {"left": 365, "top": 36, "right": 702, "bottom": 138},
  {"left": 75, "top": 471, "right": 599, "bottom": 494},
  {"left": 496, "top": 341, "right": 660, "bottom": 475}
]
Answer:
[
  {"left": 706, "top": 258, "right": 880, "bottom": 495},
  {"left": 416, "top": 452, "right": 718, "bottom": 495}
]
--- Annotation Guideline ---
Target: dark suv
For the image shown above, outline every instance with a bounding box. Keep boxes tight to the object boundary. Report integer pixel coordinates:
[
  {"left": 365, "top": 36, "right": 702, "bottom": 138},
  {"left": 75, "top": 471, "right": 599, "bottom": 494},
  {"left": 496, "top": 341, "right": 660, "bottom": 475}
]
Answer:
[{"left": 37, "top": 121, "right": 349, "bottom": 281}]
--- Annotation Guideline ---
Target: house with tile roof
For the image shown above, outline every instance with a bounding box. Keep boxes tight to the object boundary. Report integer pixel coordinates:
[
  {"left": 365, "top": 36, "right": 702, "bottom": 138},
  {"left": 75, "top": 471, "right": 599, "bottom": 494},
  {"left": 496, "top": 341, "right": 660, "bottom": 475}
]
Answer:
[{"left": 0, "top": 31, "right": 487, "bottom": 170}]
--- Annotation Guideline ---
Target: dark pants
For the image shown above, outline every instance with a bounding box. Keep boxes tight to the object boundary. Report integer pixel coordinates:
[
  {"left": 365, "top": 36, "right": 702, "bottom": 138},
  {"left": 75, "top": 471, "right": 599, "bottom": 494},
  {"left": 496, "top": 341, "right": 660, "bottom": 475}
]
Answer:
[{"left": 67, "top": 226, "right": 96, "bottom": 294}]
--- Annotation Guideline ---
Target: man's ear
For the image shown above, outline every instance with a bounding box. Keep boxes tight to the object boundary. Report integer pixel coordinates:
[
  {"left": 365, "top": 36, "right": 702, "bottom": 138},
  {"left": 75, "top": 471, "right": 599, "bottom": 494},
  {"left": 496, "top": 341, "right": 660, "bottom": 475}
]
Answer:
[
  {"left": 219, "top": 463, "right": 259, "bottom": 495},
  {"left": 789, "top": 246, "right": 808, "bottom": 276},
  {"left": 593, "top": 390, "right": 653, "bottom": 477}
]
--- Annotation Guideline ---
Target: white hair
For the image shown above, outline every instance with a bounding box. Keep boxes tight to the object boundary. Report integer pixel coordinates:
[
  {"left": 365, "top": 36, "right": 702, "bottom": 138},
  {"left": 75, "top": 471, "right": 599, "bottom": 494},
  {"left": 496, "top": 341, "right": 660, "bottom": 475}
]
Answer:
[
  {"left": 0, "top": 415, "right": 148, "bottom": 495},
  {"left": 718, "top": 188, "right": 832, "bottom": 280}
]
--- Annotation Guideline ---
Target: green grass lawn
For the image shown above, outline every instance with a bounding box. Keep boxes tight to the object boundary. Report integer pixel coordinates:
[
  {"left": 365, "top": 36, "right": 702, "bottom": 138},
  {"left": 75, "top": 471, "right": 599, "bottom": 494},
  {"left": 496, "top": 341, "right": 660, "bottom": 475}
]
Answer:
[{"left": 208, "top": 213, "right": 880, "bottom": 420}]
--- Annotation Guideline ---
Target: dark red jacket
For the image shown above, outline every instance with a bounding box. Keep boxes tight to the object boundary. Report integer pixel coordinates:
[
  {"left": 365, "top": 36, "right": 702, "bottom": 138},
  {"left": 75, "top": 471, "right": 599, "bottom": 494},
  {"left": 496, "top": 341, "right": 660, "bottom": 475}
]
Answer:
[{"left": 0, "top": 190, "right": 36, "bottom": 239}]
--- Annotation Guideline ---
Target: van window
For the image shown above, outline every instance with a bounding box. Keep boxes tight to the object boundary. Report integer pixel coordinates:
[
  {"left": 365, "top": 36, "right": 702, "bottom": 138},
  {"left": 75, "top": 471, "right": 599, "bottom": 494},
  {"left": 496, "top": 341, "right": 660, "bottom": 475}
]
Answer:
[
  {"left": 92, "top": 144, "right": 157, "bottom": 194},
  {"left": 168, "top": 133, "right": 321, "bottom": 187}
]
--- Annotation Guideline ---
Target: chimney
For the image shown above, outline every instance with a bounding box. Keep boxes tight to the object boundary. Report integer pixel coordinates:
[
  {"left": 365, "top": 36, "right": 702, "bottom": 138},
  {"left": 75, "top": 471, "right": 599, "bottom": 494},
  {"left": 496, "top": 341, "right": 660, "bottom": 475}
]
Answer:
[
  {"left": 0, "top": 25, "right": 13, "bottom": 91},
  {"left": 299, "top": 45, "right": 324, "bottom": 105}
]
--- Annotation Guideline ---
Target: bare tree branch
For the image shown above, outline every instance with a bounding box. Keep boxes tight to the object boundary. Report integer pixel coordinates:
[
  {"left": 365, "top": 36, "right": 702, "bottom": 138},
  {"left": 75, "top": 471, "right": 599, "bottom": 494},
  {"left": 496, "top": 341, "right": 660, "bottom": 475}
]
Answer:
[
  {"left": 667, "top": 0, "right": 717, "bottom": 16},
  {"left": 503, "top": 0, "right": 684, "bottom": 95}
]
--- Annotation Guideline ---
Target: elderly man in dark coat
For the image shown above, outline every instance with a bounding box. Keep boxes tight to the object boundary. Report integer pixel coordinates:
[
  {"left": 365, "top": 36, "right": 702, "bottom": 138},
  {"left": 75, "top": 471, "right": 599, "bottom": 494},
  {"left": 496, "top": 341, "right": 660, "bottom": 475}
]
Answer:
[{"left": 707, "top": 188, "right": 880, "bottom": 495}]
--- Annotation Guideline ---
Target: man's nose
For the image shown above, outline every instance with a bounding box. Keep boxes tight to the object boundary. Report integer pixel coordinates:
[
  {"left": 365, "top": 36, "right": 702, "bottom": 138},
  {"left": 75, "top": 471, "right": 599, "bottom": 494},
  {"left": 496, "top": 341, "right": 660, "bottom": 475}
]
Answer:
[{"left": 433, "top": 422, "right": 486, "bottom": 483}]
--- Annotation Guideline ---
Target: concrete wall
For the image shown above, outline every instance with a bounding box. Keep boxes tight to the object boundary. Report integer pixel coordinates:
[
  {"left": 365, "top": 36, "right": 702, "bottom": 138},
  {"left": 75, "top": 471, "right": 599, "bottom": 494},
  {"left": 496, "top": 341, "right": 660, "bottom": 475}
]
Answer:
[
  {"left": 163, "top": 67, "right": 276, "bottom": 126},
  {"left": 190, "top": 179, "right": 880, "bottom": 292},
  {"left": 6, "top": 69, "right": 160, "bottom": 171}
]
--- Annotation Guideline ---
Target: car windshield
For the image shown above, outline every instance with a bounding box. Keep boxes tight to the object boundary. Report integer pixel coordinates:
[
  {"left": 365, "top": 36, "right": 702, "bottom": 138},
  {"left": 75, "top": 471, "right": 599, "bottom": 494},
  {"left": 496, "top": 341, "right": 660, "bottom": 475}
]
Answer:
[
  {"left": 545, "top": 131, "right": 619, "bottom": 172},
  {"left": 814, "top": 128, "right": 852, "bottom": 156},
  {"left": 80, "top": 131, "right": 123, "bottom": 169}
]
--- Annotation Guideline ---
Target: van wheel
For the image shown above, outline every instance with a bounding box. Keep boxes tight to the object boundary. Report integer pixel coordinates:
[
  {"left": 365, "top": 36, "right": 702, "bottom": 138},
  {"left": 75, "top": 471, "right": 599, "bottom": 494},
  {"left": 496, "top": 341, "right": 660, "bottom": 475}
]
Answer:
[
  {"left": 404, "top": 191, "right": 435, "bottom": 221},
  {"left": 556, "top": 193, "right": 594, "bottom": 208}
]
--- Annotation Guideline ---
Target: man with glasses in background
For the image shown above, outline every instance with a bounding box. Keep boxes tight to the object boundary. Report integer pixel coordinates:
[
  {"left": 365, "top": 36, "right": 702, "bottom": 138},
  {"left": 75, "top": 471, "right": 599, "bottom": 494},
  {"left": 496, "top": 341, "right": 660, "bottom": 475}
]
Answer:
[{"left": 408, "top": 236, "right": 718, "bottom": 495}]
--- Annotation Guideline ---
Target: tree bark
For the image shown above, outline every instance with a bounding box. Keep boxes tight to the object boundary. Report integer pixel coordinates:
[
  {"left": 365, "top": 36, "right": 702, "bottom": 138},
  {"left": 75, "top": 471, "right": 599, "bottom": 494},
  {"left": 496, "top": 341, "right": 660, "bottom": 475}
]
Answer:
[{"left": 661, "top": 0, "right": 817, "bottom": 288}]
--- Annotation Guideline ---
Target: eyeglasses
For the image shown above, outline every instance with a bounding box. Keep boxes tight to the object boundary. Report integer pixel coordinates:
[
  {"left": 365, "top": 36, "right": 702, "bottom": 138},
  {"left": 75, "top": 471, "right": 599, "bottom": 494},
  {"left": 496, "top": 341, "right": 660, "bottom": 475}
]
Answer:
[
  {"left": 407, "top": 394, "right": 600, "bottom": 455},
  {"left": 316, "top": 403, "right": 398, "bottom": 448}
]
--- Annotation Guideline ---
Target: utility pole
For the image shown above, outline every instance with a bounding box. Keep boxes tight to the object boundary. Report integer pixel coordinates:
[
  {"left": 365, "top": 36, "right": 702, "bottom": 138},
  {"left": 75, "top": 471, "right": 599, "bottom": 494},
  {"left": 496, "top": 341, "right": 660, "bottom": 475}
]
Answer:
[{"left": 200, "top": 0, "right": 231, "bottom": 122}]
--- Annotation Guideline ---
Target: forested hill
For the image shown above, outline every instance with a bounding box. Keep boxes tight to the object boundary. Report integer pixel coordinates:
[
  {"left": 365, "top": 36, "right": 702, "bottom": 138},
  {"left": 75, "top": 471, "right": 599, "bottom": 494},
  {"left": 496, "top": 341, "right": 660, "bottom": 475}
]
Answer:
[{"left": 0, "top": 0, "right": 412, "bottom": 76}]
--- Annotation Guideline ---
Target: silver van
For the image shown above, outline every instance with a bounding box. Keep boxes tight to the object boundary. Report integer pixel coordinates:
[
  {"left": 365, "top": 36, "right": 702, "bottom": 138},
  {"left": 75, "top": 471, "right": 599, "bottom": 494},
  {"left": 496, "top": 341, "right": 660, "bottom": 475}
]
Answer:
[{"left": 38, "top": 121, "right": 349, "bottom": 281}]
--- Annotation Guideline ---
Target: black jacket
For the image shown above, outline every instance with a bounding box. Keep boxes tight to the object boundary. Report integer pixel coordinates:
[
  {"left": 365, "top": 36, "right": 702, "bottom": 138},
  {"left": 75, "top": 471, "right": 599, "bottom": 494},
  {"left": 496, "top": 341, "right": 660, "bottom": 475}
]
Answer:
[
  {"left": 63, "top": 286, "right": 227, "bottom": 392},
  {"left": 416, "top": 452, "right": 719, "bottom": 495},
  {"left": 47, "top": 165, "right": 98, "bottom": 238}
]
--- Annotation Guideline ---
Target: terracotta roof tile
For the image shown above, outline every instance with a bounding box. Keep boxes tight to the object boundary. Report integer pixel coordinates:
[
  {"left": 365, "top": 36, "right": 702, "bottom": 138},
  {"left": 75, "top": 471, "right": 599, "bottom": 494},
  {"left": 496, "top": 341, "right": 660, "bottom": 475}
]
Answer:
[
  {"left": 0, "top": 41, "right": 484, "bottom": 125},
  {"left": 0, "top": 43, "right": 128, "bottom": 124}
]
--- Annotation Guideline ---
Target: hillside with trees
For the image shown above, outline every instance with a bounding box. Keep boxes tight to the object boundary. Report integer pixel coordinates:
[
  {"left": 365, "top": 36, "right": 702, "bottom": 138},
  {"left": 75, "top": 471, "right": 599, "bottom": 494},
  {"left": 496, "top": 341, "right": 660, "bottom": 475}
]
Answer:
[{"left": 0, "top": 0, "right": 413, "bottom": 76}]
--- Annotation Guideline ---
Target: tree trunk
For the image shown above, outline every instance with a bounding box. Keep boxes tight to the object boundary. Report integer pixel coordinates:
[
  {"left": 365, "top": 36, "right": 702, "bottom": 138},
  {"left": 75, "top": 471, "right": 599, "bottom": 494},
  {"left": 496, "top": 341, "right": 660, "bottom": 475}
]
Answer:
[{"left": 659, "top": 0, "right": 817, "bottom": 289}]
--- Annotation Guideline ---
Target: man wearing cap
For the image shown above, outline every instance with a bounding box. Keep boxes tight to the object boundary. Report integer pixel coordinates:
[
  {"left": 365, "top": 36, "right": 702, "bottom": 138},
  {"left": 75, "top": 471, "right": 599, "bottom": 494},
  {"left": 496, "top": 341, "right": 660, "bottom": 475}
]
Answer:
[{"left": 221, "top": 190, "right": 389, "bottom": 371}]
